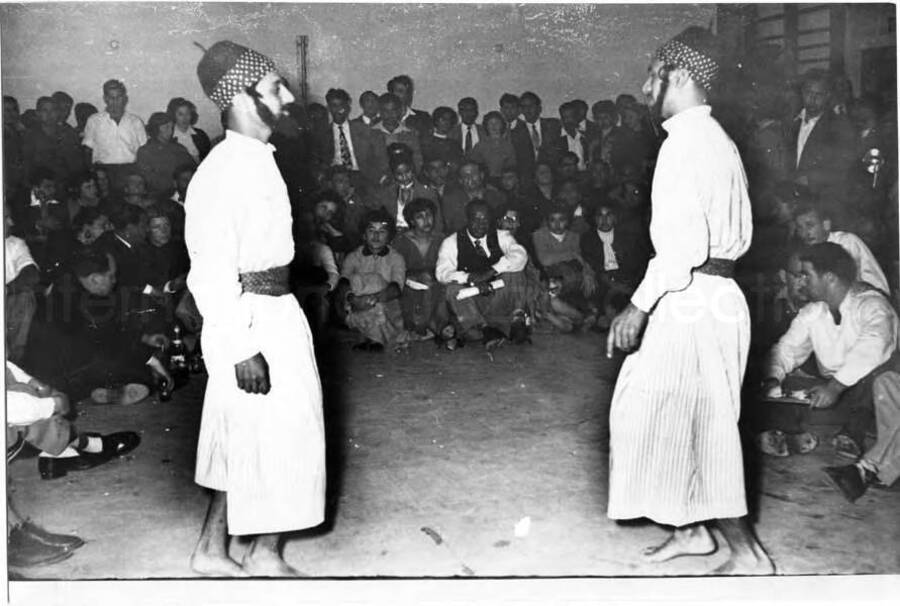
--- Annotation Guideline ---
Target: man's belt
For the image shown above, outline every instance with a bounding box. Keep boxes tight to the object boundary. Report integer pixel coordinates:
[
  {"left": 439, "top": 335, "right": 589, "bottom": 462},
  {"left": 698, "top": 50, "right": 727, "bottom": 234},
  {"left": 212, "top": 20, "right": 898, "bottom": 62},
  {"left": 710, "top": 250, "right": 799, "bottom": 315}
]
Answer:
[
  {"left": 694, "top": 258, "right": 735, "bottom": 278},
  {"left": 239, "top": 265, "right": 290, "bottom": 296}
]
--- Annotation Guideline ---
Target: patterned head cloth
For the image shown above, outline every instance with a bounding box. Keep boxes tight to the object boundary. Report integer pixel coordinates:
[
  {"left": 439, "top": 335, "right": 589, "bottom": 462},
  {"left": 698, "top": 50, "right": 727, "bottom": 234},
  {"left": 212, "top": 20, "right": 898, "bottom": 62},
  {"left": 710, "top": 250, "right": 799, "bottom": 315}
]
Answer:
[
  {"left": 654, "top": 26, "right": 721, "bottom": 92},
  {"left": 196, "top": 40, "right": 277, "bottom": 111}
]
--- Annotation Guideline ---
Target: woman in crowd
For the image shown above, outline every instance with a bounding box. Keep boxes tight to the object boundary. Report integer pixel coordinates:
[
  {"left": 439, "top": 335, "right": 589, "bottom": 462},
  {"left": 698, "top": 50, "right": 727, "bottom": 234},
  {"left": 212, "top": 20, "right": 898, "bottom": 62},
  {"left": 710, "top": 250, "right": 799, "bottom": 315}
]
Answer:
[
  {"left": 469, "top": 111, "right": 516, "bottom": 187},
  {"left": 66, "top": 172, "right": 104, "bottom": 222},
  {"left": 166, "top": 97, "right": 212, "bottom": 164},
  {"left": 135, "top": 112, "right": 195, "bottom": 200}
]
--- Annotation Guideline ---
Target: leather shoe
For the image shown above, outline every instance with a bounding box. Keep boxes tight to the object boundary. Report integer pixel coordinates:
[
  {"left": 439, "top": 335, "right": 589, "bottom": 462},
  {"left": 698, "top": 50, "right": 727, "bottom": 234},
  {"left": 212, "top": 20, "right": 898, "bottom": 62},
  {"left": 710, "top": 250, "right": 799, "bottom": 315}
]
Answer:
[
  {"left": 20, "top": 520, "right": 85, "bottom": 550},
  {"left": 823, "top": 464, "right": 870, "bottom": 503},
  {"left": 79, "top": 431, "right": 141, "bottom": 460},
  {"left": 38, "top": 455, "right": 99, "bottom": 480},
  {"left": 7, "top": 525, "right": 76, "bottom": 568}
]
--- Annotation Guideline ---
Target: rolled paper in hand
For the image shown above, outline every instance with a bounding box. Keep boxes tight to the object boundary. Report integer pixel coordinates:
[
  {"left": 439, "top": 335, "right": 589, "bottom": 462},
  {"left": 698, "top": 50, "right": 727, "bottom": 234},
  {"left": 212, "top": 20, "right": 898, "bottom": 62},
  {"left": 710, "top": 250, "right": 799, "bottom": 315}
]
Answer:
[
  {"left": 765, "top": 384, "right": 784, "bottom": 399},
  {"left": 457, "top": 279, "right": 505, "bottom": 300},
  {"left": 405, "top": 278, "right": 430, "bottom": 291}
]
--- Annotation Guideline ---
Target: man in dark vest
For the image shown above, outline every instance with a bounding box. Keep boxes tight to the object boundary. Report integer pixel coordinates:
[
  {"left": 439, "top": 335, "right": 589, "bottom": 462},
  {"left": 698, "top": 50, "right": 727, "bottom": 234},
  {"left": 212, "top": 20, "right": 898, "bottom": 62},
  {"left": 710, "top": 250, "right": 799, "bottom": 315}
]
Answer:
[{"left": 435, "top": 199, "right": 530, "bottom": 340}]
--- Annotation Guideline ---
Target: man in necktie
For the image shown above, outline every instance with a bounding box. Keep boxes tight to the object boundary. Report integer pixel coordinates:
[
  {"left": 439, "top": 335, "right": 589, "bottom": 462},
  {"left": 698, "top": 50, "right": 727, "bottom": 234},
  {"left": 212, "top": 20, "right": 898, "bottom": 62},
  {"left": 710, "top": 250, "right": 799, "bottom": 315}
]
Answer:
[
  {"left": 456, "top": 97, "right": 481, "bottom": 158},
  {"left": 435, "top": 200, "right": 531, "bottom": 342}
]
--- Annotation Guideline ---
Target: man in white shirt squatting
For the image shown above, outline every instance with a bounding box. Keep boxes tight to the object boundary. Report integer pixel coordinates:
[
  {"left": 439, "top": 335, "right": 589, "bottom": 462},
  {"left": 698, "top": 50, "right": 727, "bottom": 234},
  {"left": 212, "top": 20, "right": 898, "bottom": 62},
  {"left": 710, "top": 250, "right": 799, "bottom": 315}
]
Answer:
[
  {"left": 185, "top": 40, "right": 326, "bottom": 577},
  {"left": 605, "top": 27, "right": 774, "bottom": 575}
]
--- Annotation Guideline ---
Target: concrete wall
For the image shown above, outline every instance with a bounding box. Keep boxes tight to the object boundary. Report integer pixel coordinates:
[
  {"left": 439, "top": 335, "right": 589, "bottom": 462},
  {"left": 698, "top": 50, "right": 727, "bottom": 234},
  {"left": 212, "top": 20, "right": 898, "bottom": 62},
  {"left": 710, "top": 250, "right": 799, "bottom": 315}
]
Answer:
[{"left": 0, "top": 2, "right": 715, "bottom": 135}]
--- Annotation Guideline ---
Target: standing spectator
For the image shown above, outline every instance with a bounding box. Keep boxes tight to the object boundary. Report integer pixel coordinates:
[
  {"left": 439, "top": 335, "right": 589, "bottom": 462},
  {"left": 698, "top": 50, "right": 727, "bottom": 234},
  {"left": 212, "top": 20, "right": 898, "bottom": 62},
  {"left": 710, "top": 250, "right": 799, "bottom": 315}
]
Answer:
[
  {"left": 50, "top": 91, "right": 74, "bottom": 127},
  {"left": 135, "top": 112, "right": 196, "bottom": 200},
  {"left": 167, "top": 97, "right": 212, "bottom": 164},
  {"left": 786, "top": 69, "right": 856, "bottom": 193},
  {"left": 421, "top": 107, "right": 463, "bottom": 174},
  {"left": 469, "top": 111, "right": 516, "bottom": 186},
  {"left": 387, "top": 74, "right": 431, "bottom": 138},
  {"left": 82, "top": 79, "right": 147, "bottom": 194},
  {"left": 3, "top": 96, "right": 27, "bottom": 209},
  {"left": 450, "top": 97, "right": 485, "bottom": 159},
  {"left": 499, "top": 93, "right": 521, "bottom": 132},
  {"left": 73, "top": 102, "right": 98, "bottom": 141},
  {"left": 372, "top": 93, "right": 423, "bottom": 171},
  {"left": 510, "top": 91, "right": 561, "bottom": 184},
  {"left": 23, "top": 96, "right": 84, "bottom": 190},
  {"left": 351, "top": 90, "right": 380, "bottom": 127}
]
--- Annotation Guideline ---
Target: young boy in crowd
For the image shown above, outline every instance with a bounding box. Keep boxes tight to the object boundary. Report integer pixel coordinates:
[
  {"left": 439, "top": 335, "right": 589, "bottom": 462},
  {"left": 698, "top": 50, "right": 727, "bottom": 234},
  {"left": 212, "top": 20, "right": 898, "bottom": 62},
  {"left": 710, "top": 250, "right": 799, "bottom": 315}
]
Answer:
[{"left": 338, "top": 209, "right": 409, "bottom": 351}]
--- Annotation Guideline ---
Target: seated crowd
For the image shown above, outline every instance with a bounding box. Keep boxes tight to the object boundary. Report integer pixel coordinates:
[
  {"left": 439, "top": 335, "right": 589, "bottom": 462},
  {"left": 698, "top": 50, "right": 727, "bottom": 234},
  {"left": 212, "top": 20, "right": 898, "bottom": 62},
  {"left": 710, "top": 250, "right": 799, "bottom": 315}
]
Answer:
[{"left": 2, "top": 67, "right": 899, "bottom": 565}]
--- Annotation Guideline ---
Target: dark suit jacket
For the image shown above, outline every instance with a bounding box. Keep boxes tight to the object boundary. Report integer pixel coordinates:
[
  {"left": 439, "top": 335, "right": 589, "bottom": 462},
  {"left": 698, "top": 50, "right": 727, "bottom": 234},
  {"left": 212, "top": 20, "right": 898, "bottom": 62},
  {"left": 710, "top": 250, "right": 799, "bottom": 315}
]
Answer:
[
  {"left": 440, "top": 185, "right": 507, "bottom": 235},
  {"left": 449, "top": 123, "right": 488, "bottom": 159},
  {"left": 313, "top": 120, "right": 390, "bottom": 189},
  {"left": 579, "top": 225, "right": 651, "bottom": 287},
  {"left": 547, "top": 131, "right": 589, "bottom": 170},
  {"left": 786, "top": 111, "right": 856, "bottom": 189},
  {"left": 421, "top": 135, "right": 464, "bottom": 167},
  {"left": 403, "top": 109, "right": 433, "bottom": 140},
  {"left": 374, "top": 181, "right": 442, "bottom": 232},
  {"left": 510, "top": 117, "right": 562, "bottom": 182}
]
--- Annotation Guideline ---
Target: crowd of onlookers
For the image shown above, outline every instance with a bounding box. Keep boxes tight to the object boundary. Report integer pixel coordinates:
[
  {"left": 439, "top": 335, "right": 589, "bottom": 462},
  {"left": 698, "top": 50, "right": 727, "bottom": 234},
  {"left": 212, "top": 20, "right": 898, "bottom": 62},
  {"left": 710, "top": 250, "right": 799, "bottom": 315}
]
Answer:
[{"left": 3, "top": 64, "right": 899, "bottom": 535}]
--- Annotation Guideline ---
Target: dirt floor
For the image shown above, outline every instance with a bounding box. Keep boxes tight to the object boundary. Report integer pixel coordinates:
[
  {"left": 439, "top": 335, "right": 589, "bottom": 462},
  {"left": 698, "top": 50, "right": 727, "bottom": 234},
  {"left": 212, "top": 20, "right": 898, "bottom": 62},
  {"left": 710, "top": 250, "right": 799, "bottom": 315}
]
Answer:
[{"left": 7, "top": 328, "right": 900, "bottom": 580}]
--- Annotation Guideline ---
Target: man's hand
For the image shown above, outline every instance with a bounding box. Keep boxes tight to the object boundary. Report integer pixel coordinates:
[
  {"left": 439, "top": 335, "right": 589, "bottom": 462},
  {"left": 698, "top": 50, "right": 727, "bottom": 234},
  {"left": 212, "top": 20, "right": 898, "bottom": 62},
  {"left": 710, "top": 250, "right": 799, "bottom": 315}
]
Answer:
[
  {"left": 606, "top": 302, "right": 648, "bottom": 358},
  {"left": 142, "top": 333, "right": 171, "bottom": 349},
  {"left": 760, "top": 378, "right": 782, "bottom": 399},
  {"left": 167, "top": 275, "right": 188, "bottom": 292},
  {"left": 235, "top": 353, "right": 270, "bottom": 395},
  {"left": 468, "top": 269, "right": 496, "bottom": 286},
  {"left": 808, "top": 379, "right": 846, "bottom": 409},
  {"left": 50, "top": 392, "right": 70, "bottom": 416}
]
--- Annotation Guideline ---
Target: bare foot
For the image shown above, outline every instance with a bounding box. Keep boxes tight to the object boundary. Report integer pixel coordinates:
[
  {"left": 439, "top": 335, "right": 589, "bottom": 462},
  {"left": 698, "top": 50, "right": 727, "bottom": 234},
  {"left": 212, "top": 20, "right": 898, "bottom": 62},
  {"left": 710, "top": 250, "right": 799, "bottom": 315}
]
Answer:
[
  {"left": 241, "top": 551, "right": 306, "bottom": 577},
  {"left": 190, "top": 550, "right": 248, "bottom": 577},
  {"left": 711, "top": 549, "right": 776, "bottom": 576},
  {"left": 642, "top": 526, "right": 717, "bottom": 563}
]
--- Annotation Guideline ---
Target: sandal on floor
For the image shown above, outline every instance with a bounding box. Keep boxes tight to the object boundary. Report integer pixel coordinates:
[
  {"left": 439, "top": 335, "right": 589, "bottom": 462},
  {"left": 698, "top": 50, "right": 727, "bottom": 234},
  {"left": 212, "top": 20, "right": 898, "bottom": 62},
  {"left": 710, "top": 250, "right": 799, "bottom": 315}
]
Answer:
[{"left": 756, "top": 430, "right": 789, "bottom": 457}]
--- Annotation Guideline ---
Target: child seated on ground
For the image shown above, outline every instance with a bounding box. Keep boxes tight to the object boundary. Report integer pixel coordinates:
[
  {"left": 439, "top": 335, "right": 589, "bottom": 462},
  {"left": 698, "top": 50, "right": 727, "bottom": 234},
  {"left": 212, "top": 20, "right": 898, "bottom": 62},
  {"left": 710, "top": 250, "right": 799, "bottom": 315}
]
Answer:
[
  {"left": 392, "top": 198, "right": 447, "bottom": 340},
  {"left": 531, "top": 204, "right": 598, "bottom": 328},
  {"left": 337, "top": 209, "right": 409, "bottom": 352}
]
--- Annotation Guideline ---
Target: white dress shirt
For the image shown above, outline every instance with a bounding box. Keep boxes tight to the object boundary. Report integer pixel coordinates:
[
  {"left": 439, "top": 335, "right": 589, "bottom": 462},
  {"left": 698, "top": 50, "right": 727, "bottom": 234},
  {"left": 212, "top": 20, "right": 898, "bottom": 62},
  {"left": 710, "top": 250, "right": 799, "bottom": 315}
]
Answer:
[
  {"left": 597, "top": 228, "right": 619, "bottom": 271},
  {"left": 631, "top": 105, "right": 752, "bottom": 313},
  {"left": 436, "top": 229, "right": 527, "bottom": 284},
  {"left": 185, "top": 130, "right": 295, "bottom": 365},
  {"left": 331, "top": 121, "right": 359, "bottom": 170},
  {"left": 765, "top": 285, "right": 899, "bottom": 387},
  {"left": 460, "top": 123, "right": 480, "bottom": 151},
  {"left": 5, "top": 236, "right": 36, "bottom": 284},
  {"left": 173, "top": 126, "right": 200, "bottom": 163},
  {"left": 795, "top": 109, "right": 822, "bottom": 168},
  {"left": 828, "top": 231, "right": 890, "bottom": 294},
  {"left": 565, "top": 131, "right": 586, "bottom": 170},
  {"left": 82, "top": 111, "right": 147, "bottom": 164}
]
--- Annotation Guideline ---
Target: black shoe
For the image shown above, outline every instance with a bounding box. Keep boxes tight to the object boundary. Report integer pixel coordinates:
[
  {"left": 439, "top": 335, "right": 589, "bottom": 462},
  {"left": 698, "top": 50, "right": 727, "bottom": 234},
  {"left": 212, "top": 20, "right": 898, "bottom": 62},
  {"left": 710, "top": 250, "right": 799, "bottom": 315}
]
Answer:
[
  {"left": 823, "top": 464, "right": 870, "bottom": 503},
  {"left": 38, "top": 455, "right": 99, "bottom": 480},
  {"left": 78, "top": 431, "right": 141, "bottom": 466},
  {"left": 20, "top": 520, "right": 85, "bottom": 550},
  {"left": 7, "top": 525, "right": 76, "bottom": 568}
]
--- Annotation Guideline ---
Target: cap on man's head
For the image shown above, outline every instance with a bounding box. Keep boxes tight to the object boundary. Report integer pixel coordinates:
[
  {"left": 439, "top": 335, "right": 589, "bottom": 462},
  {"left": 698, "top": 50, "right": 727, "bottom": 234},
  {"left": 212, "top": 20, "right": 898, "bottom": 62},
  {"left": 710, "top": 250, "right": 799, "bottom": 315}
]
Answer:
[
  {"left": 655, "top": 26, "right": 722, "bottom": 92},
  {"left": 196, "top": 40, "right": 277, "bottom": 111}
]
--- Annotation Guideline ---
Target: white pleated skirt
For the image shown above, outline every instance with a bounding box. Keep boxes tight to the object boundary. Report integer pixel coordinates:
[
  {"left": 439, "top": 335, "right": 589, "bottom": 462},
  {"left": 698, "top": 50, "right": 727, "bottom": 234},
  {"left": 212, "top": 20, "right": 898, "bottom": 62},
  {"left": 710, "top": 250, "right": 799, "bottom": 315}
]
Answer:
[
  {"left": 195, "top": 293, "right": 326, "bottom": 536},
  {"left": 607, "top": 274, "right": 749, "bottom": 527}
]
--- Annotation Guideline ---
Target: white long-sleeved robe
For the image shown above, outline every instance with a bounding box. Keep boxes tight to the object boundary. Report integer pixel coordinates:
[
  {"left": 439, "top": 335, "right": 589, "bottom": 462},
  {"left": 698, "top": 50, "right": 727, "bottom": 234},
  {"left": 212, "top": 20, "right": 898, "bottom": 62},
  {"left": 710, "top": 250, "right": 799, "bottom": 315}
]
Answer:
[
  {"left": 185, "top": 130, "right": 325, "bottom": 535},
  {"left": 608, "top": 105, "right": 754, "bottom": 526}
]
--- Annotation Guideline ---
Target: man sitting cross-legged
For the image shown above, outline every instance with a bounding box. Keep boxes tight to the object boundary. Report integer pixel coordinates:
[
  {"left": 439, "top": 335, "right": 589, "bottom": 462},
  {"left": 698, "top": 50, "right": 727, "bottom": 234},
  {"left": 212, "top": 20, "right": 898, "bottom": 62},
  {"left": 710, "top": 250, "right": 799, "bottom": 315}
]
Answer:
[
  {"left": 436, "top": 199, "right": 530, "bottom": 341},
  {"left": 336, "top": 209, "right": 410, "bottom": 352},
  {"left": 6, "top": 360, "right": 141, "bottom": 481},
  {"left": 757, "top": 243, "right": 899, "bottom": 483}
]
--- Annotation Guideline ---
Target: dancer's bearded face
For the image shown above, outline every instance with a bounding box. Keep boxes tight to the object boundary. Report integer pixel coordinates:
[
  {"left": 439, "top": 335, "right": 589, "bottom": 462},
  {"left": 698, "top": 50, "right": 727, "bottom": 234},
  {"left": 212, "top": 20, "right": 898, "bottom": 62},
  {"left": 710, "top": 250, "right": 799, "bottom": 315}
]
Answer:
[{"left": 642, "top": 59, "right": 670, "bottom": 119}]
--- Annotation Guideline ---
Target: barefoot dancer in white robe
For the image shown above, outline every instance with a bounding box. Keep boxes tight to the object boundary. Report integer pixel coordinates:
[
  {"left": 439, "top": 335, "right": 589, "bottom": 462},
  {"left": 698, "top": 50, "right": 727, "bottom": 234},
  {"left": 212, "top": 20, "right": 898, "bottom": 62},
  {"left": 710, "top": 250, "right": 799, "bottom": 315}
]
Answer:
[
  {"left": 606, "top": 27, "right": 774, "bottom": 575},
  {"left": 186, "top": 41, "right": 325, "bottom": 577}
]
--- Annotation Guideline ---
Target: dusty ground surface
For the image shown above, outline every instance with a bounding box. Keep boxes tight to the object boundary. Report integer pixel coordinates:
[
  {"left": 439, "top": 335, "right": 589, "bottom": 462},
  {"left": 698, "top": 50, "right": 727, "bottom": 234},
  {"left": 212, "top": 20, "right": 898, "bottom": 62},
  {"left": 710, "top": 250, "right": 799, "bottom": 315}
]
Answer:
[{"left": 7, "top": 328, "right": 900, "bottom": 580}]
